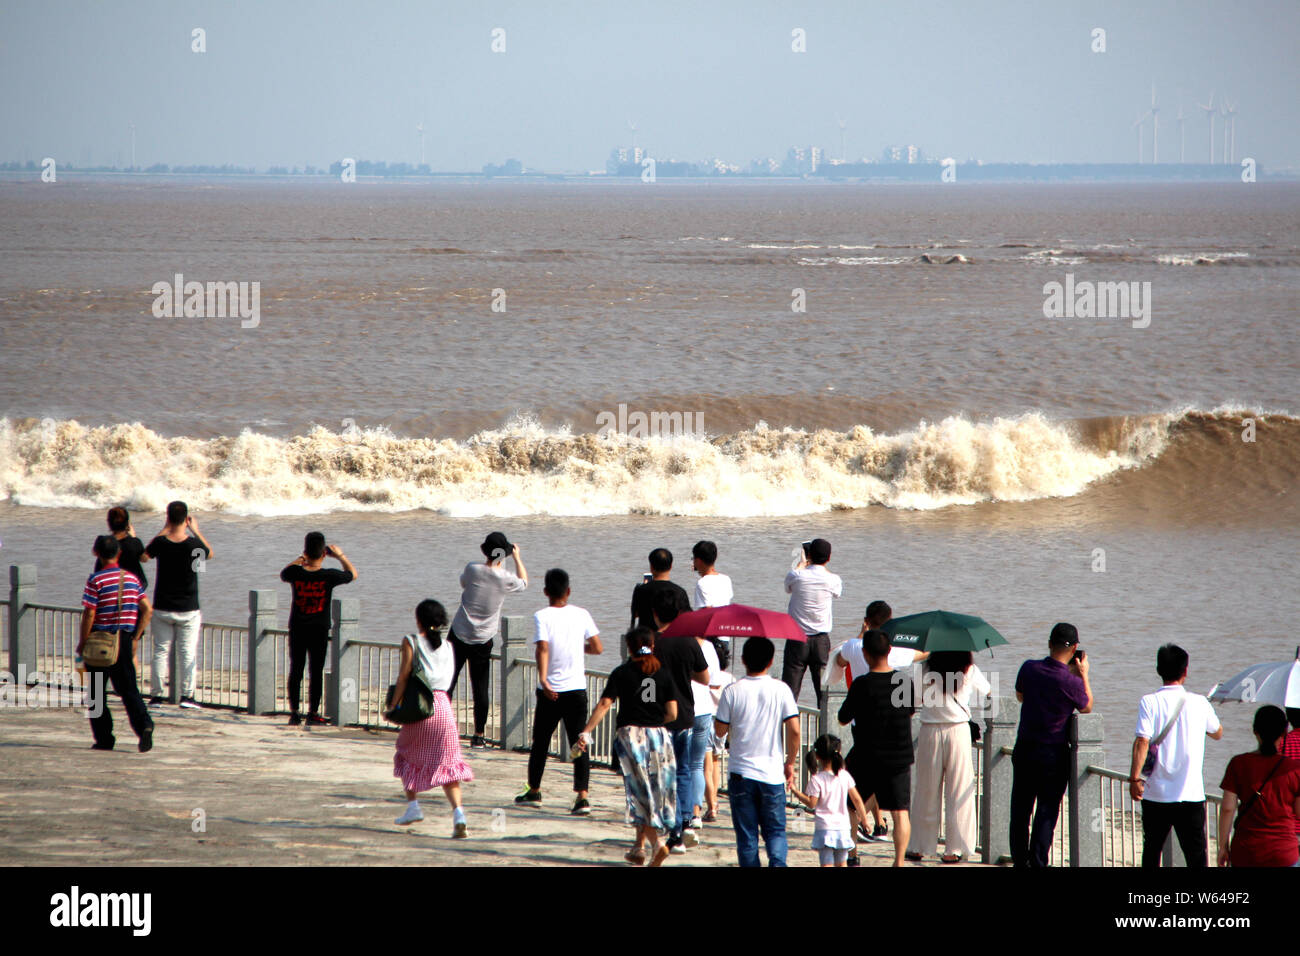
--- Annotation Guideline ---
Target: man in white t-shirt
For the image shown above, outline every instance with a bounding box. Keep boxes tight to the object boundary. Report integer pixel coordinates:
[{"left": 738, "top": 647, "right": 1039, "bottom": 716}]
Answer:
[
  {"left": 714, "top": 637, "right": 801, "bottom": 867},
  {"left": 517, "top": 569, "right": 602, "bottom": 815},
  {"left": 690, "top": 540, "right": 734, "bottom": 609},
  {"left": 781, "top": 538, "right": 842, "bottom": 707},
  {"left": 1129, "top": 643, "right": 1222, "bottom": 868}
]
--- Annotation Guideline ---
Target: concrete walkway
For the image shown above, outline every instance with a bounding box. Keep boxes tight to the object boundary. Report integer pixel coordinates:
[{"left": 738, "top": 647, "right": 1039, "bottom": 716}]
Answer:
[{"left": 0, "top": 704, "right": 981, "bottom": 867}]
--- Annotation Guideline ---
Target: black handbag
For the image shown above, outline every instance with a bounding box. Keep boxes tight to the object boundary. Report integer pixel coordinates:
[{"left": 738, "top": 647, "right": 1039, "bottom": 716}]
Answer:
[{"left": 385, "top": 635, "right": 435, "bottom": 724}]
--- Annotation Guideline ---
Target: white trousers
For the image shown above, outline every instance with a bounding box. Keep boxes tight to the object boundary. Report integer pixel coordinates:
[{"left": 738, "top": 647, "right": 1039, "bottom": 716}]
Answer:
[
  {"left": 150, "top": 609, "right": 201, "bottom": 698},
  {"left": 908, "top": 721, "right": 978, "bottom": 858}
]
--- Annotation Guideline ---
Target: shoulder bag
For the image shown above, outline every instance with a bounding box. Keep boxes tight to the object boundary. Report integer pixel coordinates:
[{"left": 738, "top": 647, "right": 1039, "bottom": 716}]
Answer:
[
  {"left": 385, "top": 634, "right": 435, "bottom": 724},
  {"left": 82, "top": 571, "right": 125, "bottom": 668},
  {"left": 1141, "top": 693, "right": 1186, "bottom": 777}
]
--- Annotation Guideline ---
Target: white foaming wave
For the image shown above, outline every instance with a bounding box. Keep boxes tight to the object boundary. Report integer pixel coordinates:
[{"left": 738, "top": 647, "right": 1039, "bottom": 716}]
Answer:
[
  {"left": 796, "top": 255, "right": 908, "bottom": 266},
  {"left": 0, "top": 412, "right": 1182, "bottom": 519},
  {"left": 1155, "top": 252, "right": 1249, "bottom": 266}
]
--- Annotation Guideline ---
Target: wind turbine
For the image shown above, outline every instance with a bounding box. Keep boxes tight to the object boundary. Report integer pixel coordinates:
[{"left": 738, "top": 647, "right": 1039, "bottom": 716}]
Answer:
[
  {"left": 1225, "top": 99, "right": 1238, "bottom": 164},
  {"left": 835, "top": 115, "right": 847, "bottom": 162},
  {"left": 1150, "top": 85, "right": 1159, "bottom": 164},
  {"left": 415, "top": 122, "right": 425, "bottom": 166},
  {"left": 1176, "top": 104, "right": 1186, "bottom": 163},
  {"left": 1221, "top": 101, "right": 1230, "bottom": 164},
  {"left": 1197, "top": 92, "right": 1216, "bottom": 164},
  {"left": 1132, "top": 110, "right": 1149, "bottom": 163},
  {"left": 627, "top": 119, "right": 638, "bottom": 154}
]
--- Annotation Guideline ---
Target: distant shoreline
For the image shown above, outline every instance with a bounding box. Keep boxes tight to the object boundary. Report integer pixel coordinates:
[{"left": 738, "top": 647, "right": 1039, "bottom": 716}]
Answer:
[{"left": 1, "top": 165, "right": 1294, "bottom": 185}]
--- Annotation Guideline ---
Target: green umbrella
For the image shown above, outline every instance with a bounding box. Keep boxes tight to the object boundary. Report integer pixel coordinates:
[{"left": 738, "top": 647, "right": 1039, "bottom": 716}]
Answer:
[{"left": 881, "top": 610, "right": 1008, "bottom": 653}]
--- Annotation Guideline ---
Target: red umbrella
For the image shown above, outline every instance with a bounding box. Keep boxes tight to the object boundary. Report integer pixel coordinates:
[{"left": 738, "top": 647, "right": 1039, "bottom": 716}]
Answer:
[{"left": 659, "top": 604, "right": 807, "bottom": 643}]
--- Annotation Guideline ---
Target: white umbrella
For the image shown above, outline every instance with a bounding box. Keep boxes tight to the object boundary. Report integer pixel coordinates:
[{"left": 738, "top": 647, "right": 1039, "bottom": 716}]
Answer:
[{"left": 1207, "top": 647, "right": 1300, "bottom": 708}]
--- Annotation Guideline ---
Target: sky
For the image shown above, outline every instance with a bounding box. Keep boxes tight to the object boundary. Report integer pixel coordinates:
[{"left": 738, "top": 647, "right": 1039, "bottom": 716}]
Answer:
[{"left": 1, "top": 0, "right": 1297, "bottom": 171}]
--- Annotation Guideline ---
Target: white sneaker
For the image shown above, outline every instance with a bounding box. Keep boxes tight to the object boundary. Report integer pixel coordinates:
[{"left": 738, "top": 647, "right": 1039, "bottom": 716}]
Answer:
[
  {"left": 689, "top": 815, "right": 703, "bottom": 830},
  {"left": 683, "top": 828, "right": 700, "bottom": 848},
  {"left": 179, "top": 697, "right": 200, "bottom": 710},
  {"left": 670, "top": 843, "right": 687, "bottom": 854},
  {"left": 394, "top": 804, "right": 424, "bottom": 826}
]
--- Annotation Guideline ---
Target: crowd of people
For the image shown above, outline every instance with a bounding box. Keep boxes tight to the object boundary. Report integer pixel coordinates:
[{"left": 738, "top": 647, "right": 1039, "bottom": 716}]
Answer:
[{"left": 73, "top": 509, "right": 1300, "bottom": 867}]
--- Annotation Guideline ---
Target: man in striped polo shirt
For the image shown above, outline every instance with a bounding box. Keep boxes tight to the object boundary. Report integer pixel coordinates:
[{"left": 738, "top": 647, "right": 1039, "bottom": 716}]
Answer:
[{"left": 77, "top": 535, "right": 154, "bottom": 752}]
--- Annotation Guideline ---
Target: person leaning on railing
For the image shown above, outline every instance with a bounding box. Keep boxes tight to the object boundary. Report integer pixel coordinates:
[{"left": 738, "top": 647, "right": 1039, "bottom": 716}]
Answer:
[{"left": 1216, "top": 705, "right": 1300, "bottom": 868}]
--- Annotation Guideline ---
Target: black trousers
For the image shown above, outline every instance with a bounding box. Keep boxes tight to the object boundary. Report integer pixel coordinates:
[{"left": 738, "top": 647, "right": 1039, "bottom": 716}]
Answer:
[
  {"left": 1010, "top": 742, "right": 1070, "bottom": 867},
  {"left": 781, "top": 633, "right": 830, "bottom": 707},
  {"left": 448, "top": 631, "right": 493, "bottom": 734},
  {"left": 86, "top": 632, "right": 153, "bottom": 747},
  {"left": 1141, "top": 799, "right": 1208, "bottom": 868},
  {"left": 288, "top": 628, "right": 328, "bottom": 716},
  {"left": 528, "top": 689, "right": 590, "bottom": 792}
]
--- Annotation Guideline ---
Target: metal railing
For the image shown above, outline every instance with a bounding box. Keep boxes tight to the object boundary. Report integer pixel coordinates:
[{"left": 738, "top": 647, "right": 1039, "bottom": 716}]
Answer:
[
  {"left": 1087, "top": 764, "right": 1224, "bottom": 867},
  {"left": 0, "top": 599, "right": 9, "bottom": 673},
  {"left": 513, "top": 658, "right": 621, "bottom": 766},
  {"left": 29, "top": 603, "right": 83, "bottom": 686},
  {"left": 192, "top": 622, "right": 248, "bottom": 709}
]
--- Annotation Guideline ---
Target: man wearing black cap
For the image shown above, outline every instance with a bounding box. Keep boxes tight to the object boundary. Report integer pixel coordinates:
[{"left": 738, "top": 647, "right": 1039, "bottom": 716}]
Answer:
[
  {"left": 449, "top": 532, "right": 528, "bottom": 746},
  {"left": 781, "top": 538, "right": 842, "bottom": 707},
  {"left": 1010, "top": 622, "right": 1094, "bottom": 867}
]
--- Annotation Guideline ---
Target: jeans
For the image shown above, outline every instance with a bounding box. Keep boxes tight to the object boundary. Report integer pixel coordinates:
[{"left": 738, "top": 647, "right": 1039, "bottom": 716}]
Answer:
[
  {"left": 86, "top": 631, "right": 154, "bottom": 747},
  {"left": 447, "top": 631, "right": 493, "bottom": 735},
  {"left": 1009, "top": 742, "right": 1070, "bottom": 867},
  {"left": 781, "top": 632, "right": 830, "bottom": 707},
  {"left": 528, "top": 689, "right": 590, "bottom": 792},
  {"left": 1141, "top": 800, "right": 1208, "bottom": 868},
  {"left": 729, "top": 774, "right": 788, "bottom": 867},
  {"left": 689, "top": 713, "right": 711, "bottom": 818},
  {"left": 288, "top": 628, "right": 328, "bottom": 716},
  {"left": 150, "top": 608, "right": 200, "bottom": 699}
]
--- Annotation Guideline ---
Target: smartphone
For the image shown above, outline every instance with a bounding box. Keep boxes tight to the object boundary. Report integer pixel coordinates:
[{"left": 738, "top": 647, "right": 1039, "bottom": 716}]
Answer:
[
  {"left": 801, "top": 541, "right": 812, "bottom": 556},
  {"left": 642, "top": 572, "right": 652, "bottom": 583},
  {"left": 1071, "top": 648, "right": 1084, "bottom": 664}
]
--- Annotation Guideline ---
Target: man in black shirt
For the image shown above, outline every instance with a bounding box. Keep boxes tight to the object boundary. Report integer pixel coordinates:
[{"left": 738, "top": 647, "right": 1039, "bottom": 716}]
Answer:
[
  {"left": 630, "top": 548, "right": 692, "bottom": 632},
  {"left": 651, "top": 590, "right": 709, "bottom": 854},
  {"left": 97, "top": 506, "right": 148, "bottom": 591},
  {"left": 280, "top": 532, "right": 358, "bottom": 725},
  {"left": 838, "top": 627, "right": 915, "bottom": 867},
  {"left": 144, "top": 501, "right": 213, "bottom": 709}
]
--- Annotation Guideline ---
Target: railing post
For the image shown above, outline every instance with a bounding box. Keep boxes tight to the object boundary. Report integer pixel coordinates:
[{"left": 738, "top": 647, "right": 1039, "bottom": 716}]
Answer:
[
  {"left": 500, "top": 615, "right": 531, "bottom": 751},
  {"left": 982, "top": 694, "right": 1019, "bottom": 864},
  {"left": 8, "top": 565, "right": 37, "bottom": 682},
  {"left": 1071, "top": 712, "right": 1106, "bottom": 868},
  {"left": 247, "top": 589, "right": 277, "bottom": 715},
  {"left": 329, "top": 597, "right": 360, "bottom": 726},
  {"left": 821, "top": 686, "right": 846, "bottom": 741}
]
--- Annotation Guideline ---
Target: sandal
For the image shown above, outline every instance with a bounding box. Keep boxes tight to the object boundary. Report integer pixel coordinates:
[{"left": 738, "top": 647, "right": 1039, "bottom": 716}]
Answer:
[
  {"left": 941, "top": 853, "right": 963, "bottom": 864},
  {"left": 625, "top": 848, "right": 647, "bottom": 866},
  {"left": 702, "top": 808, "right": 718, "bottom": 823},
  {"left": 904, "top": 851, "right": 924, "bottom": 862}
]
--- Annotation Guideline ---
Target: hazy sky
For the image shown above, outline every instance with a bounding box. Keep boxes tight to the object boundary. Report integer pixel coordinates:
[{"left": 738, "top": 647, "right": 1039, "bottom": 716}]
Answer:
[{"left": 2, "top": 0, "right": 1297, "bottom": 171}]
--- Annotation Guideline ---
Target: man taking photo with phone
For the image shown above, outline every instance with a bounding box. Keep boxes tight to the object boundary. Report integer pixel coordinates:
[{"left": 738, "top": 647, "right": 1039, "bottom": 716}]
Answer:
[{"left": 1009, "top": 622, "right": 1093, "bottom": 867}]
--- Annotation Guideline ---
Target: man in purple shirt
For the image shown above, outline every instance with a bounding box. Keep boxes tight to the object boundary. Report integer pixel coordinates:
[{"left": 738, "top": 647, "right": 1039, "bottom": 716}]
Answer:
[{"left": 1010, "top": 622, "right": 1093, "bottom": 867}]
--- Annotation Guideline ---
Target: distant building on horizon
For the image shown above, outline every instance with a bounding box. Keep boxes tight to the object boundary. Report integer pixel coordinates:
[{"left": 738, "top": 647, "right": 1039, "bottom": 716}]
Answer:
[{"left": 882, "top": 145, "right": 924, "bottom": 164}]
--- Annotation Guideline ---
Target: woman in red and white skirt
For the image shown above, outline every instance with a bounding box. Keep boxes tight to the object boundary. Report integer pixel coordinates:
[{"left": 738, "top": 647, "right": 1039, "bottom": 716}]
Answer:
[{"left": 384, "top": 599, "right": 474, "bottom": 837}]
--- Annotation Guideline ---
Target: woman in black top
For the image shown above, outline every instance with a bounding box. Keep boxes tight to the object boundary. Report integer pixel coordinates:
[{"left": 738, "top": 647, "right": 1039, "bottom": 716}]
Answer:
[{"left": 576, "top": 626, "right": 679, "bottom": 865}]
